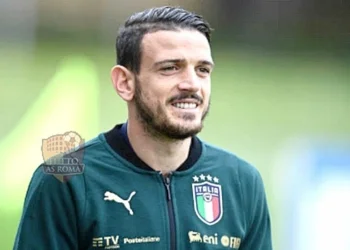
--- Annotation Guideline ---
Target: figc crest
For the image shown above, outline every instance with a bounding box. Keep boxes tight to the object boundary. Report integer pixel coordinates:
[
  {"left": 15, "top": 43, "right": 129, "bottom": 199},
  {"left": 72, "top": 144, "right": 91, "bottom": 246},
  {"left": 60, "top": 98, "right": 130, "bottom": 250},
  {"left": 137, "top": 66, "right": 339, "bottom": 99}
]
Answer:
[{"left": 192, "top": 174, "right": 223, "bottom": 225}]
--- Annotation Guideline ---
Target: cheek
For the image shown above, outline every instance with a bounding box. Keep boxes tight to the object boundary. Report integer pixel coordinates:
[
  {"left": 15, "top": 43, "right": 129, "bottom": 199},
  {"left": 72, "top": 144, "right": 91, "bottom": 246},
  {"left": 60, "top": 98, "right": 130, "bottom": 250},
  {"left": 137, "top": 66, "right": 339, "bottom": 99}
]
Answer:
[
  {"left": 140, "top": 76, "right": 170, "bottom": 100},
  {"left": 142, "top": 89, "right": 166, "bottom": 108},
  {"left": 202, "top": 82, "right": 211, "bottom": 99}
]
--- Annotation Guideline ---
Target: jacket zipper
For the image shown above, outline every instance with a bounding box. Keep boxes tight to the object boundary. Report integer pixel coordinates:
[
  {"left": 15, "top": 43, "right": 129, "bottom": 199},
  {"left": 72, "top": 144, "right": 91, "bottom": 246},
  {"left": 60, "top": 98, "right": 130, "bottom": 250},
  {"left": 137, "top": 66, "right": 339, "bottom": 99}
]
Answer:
[{"left": 162, "top": 174, "right": 176, "bottom": 250}]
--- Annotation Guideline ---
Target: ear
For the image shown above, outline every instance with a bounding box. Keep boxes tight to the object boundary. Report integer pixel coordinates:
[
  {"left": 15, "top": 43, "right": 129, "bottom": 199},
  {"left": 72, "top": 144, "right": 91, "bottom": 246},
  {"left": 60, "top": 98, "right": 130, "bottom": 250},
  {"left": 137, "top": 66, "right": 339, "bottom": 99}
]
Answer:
[{"left": 110, "top": 65, "right": 135, "bottom": 101}]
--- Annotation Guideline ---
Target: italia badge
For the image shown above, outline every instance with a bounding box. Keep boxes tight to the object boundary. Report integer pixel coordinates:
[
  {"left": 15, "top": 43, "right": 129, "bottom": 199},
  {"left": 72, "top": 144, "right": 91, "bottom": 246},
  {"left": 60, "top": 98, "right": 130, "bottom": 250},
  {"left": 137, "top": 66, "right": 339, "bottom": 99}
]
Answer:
[{"left": 192, "top": 174, "right": 223, "bottom": 225}]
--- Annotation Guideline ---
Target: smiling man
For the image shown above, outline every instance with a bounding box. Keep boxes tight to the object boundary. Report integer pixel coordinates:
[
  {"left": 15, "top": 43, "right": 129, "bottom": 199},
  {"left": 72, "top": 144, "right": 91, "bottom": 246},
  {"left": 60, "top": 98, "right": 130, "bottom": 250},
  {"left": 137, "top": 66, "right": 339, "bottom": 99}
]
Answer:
[
  {"left": 14, "top": 6, "right": 273, "bottom": 250},
  {"left": 129, "top": 29, "right": 212, "bottom": 141}
]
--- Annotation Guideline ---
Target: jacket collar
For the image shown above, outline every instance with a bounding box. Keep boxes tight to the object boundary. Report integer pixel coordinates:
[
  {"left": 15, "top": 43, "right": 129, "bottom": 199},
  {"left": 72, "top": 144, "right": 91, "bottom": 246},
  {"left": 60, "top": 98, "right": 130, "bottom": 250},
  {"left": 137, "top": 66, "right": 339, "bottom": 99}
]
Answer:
[{"left": 104, "top": 123, "right": 202, "bottom": 171}]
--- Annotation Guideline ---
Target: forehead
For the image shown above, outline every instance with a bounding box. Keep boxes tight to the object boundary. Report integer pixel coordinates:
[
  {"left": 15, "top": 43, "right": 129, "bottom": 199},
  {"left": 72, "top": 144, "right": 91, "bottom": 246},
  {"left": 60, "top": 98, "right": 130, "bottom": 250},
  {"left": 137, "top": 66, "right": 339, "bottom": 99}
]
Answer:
[{"left": 141, "top": 29, "right": 212, "bottom": 64}]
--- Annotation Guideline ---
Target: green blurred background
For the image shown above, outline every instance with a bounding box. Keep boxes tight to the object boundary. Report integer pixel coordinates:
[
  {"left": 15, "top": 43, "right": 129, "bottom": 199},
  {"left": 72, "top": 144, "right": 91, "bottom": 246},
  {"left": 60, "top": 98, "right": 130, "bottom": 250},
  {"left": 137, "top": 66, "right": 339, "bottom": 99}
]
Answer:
[{"left": 0, "top": 1, "right": 349, "bottom": 249}]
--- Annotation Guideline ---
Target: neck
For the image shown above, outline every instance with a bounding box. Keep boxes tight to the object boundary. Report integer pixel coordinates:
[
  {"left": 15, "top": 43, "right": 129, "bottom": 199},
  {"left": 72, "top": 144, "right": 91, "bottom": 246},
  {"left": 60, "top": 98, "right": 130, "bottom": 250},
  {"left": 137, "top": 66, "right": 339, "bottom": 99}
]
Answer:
[{"left": 127, "top": 120, "right": 192, "bottom": 175}]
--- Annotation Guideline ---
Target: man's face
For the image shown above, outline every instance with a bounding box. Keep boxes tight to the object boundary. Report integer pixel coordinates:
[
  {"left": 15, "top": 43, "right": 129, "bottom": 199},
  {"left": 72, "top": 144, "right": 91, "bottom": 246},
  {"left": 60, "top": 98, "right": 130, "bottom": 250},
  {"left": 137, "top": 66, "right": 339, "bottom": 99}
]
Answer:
[{"left": 133, "top": 29, "right": 213, "bottom": 140}]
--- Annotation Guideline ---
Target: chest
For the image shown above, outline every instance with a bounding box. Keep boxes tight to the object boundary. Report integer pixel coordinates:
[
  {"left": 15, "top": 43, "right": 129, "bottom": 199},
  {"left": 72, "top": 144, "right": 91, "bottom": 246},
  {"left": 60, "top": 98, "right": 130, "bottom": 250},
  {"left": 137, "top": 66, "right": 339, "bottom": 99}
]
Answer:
[{"left": 81, "top": 173, "right": 246, "bottom": 250}]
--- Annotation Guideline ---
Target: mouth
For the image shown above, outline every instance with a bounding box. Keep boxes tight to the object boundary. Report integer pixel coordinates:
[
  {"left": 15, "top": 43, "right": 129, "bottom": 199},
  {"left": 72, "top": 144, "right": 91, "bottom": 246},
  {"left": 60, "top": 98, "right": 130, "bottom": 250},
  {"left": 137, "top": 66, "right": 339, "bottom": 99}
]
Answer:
[
  {"left": 171, "top": 99, "right": 201, "bottom": 109},
  {"left": 172, "top": 102, "right": 198, "bottom": 109}
]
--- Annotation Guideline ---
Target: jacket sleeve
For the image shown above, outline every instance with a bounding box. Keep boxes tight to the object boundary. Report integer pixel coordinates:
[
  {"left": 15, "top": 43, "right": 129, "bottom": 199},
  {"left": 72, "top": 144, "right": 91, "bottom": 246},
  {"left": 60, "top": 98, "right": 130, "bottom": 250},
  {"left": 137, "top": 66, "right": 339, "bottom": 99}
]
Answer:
[
  {"left": 13, "top": 166, "right": 83, "bottom": 250},
  {"left": 240, "top": 166, "right": 273, "bottom": 250}
]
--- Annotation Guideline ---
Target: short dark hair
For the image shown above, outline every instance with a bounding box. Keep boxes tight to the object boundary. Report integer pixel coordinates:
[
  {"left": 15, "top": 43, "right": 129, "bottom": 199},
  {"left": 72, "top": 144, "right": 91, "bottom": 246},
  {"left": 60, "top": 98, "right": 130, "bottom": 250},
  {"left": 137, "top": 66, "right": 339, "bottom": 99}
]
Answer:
[{"left": 116, "top": 6, "right": 213, "bottom": 74}]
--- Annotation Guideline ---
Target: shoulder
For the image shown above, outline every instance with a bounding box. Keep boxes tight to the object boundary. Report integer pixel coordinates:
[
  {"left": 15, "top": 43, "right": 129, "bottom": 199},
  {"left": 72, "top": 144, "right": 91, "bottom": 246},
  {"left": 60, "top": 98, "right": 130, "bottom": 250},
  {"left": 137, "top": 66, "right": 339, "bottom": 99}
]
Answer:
[
  {"left": 31, "top": 134, "right": 105, "bottom": 187},
  {"left": 52, "top": 133, "right": 116, "bottom": 167},
  {"left": 201, "top": 140, "right": 262, "bottom": 181}
]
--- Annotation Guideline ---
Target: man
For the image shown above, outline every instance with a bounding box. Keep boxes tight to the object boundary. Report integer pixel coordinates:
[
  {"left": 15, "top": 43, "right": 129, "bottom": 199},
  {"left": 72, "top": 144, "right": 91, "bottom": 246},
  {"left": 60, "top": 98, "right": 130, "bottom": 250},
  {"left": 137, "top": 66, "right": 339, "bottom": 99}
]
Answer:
[{"left": 14, "top": 6, "right": 273, "bottom": 250}]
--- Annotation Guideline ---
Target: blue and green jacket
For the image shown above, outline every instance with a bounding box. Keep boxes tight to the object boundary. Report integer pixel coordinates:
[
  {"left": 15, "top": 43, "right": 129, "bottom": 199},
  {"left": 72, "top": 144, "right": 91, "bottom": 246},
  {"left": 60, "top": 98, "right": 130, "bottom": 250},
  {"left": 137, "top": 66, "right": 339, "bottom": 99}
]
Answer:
[{"left": 14, "top": 123, "right": 273, "bottom": 250}]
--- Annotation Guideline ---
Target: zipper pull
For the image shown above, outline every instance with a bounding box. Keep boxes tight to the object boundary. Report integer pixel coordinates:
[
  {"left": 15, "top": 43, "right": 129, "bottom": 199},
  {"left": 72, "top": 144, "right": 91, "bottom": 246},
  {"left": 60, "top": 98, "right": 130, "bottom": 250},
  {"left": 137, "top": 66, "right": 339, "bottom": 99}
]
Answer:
[{"left": 163, "top": 174, "right": 172, "bottom": 201}]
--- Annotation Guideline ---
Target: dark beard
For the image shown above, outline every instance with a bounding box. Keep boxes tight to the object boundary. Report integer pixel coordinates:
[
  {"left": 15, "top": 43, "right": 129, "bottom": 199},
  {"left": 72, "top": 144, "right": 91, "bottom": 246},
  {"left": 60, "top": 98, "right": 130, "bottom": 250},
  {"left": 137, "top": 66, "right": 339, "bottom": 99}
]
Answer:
[{"left": 133, "top": 78, "right": 209, "bottom": 140}]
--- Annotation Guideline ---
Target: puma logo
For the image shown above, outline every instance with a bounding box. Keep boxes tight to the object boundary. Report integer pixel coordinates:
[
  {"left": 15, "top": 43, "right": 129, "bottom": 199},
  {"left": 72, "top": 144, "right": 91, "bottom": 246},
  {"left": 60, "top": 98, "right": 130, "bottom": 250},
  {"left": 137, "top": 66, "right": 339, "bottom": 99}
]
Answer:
[{"left": 104, "top": 191, "right": 136, "bottom": 215}]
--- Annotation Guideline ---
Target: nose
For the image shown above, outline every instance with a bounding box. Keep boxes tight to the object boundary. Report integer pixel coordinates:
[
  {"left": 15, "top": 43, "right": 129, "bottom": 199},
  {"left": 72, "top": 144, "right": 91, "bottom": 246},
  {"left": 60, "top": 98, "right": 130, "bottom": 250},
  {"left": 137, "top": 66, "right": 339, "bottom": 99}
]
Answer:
[{"left": 177, "top": 68, "right": 201, "bottom": 92}]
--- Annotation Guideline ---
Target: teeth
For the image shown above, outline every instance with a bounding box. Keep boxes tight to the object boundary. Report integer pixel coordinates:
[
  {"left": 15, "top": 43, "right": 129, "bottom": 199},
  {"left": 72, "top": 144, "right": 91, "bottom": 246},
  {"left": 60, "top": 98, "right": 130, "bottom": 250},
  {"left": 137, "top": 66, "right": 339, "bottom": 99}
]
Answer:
[{"left": 173, "top": 103, "right": 197, "bottom": 109}]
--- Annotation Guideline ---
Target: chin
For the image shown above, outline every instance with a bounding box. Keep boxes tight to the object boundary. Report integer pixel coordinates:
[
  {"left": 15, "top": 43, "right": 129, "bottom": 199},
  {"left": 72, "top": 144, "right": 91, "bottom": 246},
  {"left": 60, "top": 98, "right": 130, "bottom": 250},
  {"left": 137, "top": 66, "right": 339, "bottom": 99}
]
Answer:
[
  {"left": 172, "top": 116, "right": 201, "bottom": 127},
  {"left": 165, "top": 125, "right": 203, "bottom": 140},
  {"left": 159, "top": 112, "right": 205, "bottom": 139},
  {"left": 176, "top": 120, "right": 203, "bottom": 133}
]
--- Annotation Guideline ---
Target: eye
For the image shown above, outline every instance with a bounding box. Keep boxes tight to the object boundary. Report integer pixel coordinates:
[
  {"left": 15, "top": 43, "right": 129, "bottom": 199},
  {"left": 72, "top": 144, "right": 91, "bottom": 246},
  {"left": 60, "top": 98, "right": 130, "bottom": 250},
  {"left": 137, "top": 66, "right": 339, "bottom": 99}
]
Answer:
[
  {"left": 161, "top": 66, "right": 178, "bottom": 72},
  {"left": 197, "top": 67, "right": 211, "bottom": 74}
]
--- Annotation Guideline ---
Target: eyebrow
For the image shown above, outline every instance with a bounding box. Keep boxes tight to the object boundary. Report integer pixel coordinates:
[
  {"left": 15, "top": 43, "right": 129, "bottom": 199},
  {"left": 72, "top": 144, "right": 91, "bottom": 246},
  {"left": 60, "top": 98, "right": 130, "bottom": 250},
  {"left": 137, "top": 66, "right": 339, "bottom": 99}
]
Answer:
[{"left": 153, "top": 59, "right": 215, "bottom": 68}]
